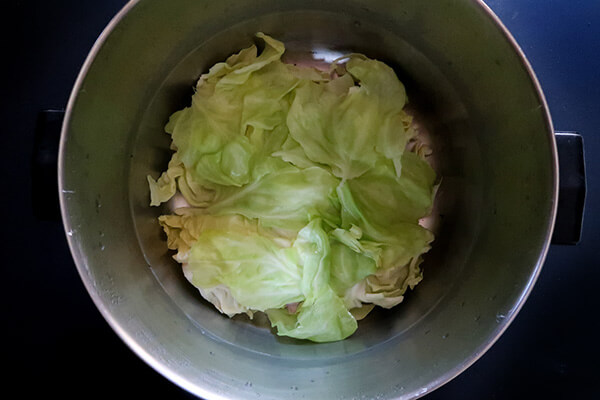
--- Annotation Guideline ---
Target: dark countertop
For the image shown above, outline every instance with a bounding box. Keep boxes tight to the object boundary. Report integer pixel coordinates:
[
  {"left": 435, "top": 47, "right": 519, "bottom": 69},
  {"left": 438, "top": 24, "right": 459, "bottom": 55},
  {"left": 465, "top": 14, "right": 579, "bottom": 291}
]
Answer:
[{"left": 5, "top": 1, "right": 599, "bottom": 398}]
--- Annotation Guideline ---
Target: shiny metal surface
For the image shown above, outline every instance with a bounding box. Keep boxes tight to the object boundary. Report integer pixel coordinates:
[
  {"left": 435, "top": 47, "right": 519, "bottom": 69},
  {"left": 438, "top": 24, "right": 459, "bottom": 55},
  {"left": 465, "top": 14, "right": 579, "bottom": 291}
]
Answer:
[{"left": 58, "top": 0, "right": 558, "bottom": 399}]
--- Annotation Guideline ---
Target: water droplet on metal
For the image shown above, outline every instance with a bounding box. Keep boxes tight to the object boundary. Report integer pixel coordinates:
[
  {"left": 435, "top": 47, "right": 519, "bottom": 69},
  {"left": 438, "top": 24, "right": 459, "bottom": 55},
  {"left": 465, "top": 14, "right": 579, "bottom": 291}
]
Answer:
[{"left": 495, "top": 313, "right": 506, "bottom": 323}]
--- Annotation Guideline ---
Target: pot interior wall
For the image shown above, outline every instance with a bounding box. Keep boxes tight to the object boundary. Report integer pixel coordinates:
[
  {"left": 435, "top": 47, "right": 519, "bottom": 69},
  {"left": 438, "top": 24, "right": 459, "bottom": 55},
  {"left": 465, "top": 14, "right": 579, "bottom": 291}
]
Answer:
[{"left": 60, "top": 1, "right": 556, "bottom": 399}]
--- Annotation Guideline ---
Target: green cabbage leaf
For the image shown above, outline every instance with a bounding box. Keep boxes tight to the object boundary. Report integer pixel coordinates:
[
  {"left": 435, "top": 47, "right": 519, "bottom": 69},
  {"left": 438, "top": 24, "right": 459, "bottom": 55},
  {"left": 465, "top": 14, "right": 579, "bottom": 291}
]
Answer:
[{"left": 149, "top": 33, "right": 437, "bottom": 342}]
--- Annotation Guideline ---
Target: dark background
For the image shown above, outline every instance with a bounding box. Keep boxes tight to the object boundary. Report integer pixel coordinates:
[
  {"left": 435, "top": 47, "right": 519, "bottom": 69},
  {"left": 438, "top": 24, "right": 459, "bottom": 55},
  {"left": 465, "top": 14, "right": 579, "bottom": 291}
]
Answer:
[{"left": 5, "top": 0, "right": 599, "bottom": 398}]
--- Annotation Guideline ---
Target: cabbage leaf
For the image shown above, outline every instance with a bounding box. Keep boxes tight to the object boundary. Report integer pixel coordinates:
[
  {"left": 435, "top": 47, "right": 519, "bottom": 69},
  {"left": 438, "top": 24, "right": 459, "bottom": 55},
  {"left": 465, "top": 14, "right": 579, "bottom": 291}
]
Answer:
[{"left": 148, "top": 33, "right": 437, "bottom": 342}]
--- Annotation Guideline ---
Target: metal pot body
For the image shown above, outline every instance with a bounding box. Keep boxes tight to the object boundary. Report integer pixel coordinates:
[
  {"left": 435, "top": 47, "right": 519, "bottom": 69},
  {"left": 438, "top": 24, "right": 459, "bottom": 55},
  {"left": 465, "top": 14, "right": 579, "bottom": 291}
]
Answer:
[{"left": 59, "top": 0, "right": 557, "bottom": 399}]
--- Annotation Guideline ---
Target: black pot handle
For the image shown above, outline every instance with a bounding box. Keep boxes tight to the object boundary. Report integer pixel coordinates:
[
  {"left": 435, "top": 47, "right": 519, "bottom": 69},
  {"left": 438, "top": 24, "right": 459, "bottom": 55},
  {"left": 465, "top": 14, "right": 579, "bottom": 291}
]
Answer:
[
  {"left": 32, "top": 109, "right": 65, "bottom": 221},
  {"left": 551, "top": 132, "right": 587, "bottom": 245}
]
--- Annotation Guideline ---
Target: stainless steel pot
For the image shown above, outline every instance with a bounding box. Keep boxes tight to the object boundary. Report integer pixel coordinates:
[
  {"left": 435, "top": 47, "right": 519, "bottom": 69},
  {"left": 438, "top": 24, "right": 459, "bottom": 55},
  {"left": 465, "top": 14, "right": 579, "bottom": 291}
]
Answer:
[{"left": 57, "top": 0, "right": 585, "bottom": 399}]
